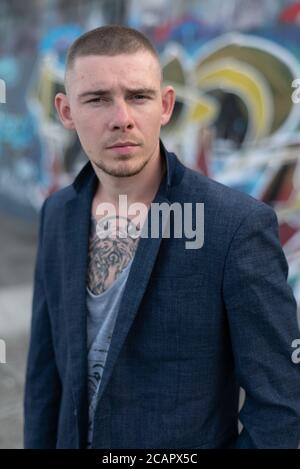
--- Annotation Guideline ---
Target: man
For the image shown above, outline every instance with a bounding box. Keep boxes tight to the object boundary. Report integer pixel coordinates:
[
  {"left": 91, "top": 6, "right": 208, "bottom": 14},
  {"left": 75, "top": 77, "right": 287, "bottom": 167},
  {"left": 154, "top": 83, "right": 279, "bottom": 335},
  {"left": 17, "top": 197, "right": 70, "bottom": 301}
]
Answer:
[{"left": 24, "top": 25, "right": 300, "bottom": 449}]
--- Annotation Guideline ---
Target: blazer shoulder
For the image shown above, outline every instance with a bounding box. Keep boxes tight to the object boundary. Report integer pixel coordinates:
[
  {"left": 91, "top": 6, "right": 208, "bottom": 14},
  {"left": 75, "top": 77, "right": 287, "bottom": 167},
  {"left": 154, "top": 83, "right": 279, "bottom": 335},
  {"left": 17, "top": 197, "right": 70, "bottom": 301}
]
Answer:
[
  {"left": 43, "top": 183, "right": 75, "bottom": 215},
  {"left": 180, "top": 165, "right": 274, "bottom": 220}
]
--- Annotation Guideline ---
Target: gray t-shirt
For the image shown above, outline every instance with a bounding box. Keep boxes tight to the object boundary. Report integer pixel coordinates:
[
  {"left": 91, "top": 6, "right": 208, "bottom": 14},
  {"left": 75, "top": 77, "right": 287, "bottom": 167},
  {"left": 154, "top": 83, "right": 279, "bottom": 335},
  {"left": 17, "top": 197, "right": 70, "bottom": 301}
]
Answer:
[{"left": 86, "top": 259, "right": 133, "bottom": 448}]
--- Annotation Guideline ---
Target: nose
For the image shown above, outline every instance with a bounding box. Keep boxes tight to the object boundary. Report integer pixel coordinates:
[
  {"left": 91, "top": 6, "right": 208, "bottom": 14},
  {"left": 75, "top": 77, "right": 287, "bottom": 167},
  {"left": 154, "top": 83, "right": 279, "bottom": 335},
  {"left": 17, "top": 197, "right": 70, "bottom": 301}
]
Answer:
[{"left": 108, "top": 100, "right": 134, "bottom": 131}]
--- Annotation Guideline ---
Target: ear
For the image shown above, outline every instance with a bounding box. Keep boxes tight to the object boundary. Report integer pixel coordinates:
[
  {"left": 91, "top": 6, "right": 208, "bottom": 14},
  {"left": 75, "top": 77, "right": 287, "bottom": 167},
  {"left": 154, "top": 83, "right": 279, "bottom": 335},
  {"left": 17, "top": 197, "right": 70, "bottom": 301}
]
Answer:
[
  {"left": 54, "top": 92, "right": 76, "bottom": 130},
  {"left": 160, "top": 85, "right": 176, "bottom": 126}
]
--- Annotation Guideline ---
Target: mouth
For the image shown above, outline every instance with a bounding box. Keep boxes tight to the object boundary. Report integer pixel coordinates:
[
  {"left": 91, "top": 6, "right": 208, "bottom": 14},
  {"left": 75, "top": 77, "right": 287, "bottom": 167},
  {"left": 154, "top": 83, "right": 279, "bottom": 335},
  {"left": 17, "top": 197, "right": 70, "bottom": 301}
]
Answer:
[
  {"left": 106, "top": 142, "right": 141, "bottom": 155},
  {"left": 107, "top": 142, "right": 140, "bottom": 149}
]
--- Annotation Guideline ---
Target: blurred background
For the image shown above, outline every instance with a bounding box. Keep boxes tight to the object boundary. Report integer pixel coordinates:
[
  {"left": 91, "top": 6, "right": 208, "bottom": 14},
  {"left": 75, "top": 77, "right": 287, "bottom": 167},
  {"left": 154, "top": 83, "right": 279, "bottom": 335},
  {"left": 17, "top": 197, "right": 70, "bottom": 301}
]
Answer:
[{"left": 1, "top": 0, "right": 300, "bottom": 448}]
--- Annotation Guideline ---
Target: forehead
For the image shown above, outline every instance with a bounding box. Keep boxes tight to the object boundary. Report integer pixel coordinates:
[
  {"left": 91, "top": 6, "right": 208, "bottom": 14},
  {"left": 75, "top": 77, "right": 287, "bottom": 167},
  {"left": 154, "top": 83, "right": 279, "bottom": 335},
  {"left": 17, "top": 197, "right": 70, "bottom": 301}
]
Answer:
[{"left": 67, "top": 52, "right": 161, "bottom": 95}]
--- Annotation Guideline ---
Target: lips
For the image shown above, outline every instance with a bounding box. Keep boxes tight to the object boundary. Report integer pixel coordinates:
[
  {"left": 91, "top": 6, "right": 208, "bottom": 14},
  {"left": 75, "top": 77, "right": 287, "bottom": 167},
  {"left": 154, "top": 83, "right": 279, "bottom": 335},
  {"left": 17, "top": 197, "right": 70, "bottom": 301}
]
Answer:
[
  {"left": 107, "top": 142, "right": 139, "bottom": 149},
  {"left": 106, "top": 142, "right": 141, "bottom": 156}
]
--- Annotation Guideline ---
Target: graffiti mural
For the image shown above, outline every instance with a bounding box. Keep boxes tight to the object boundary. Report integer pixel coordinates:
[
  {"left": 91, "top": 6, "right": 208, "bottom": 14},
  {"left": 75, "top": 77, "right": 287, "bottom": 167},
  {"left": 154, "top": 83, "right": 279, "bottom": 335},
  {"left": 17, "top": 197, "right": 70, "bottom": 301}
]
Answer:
[
  {"left": 1, "top": 0, "right": 300, "bottom": 320},
  {"left": 0, "top": 22, "right": 85, "bottom": 216}
]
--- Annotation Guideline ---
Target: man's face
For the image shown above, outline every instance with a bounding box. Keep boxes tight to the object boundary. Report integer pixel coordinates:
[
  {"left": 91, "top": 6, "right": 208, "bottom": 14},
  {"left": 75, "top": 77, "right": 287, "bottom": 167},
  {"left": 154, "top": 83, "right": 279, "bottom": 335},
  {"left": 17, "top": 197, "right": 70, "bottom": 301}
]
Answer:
[{"left": 56, "top": 51, "right": 174, "bottom": 177}]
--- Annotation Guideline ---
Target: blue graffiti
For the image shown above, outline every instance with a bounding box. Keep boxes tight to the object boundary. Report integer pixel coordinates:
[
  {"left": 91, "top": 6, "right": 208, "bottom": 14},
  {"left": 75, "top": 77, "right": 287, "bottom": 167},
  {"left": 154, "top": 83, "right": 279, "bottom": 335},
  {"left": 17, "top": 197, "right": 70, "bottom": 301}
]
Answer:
[
  {"left": 39, "top": 24, "right": 82, "bottom": 70},
  {"left": 0, "top": 111, "right": 37, "bottom": 150},
  {"left": 0, "top": 57, "right": 20, "bottom": 87}
]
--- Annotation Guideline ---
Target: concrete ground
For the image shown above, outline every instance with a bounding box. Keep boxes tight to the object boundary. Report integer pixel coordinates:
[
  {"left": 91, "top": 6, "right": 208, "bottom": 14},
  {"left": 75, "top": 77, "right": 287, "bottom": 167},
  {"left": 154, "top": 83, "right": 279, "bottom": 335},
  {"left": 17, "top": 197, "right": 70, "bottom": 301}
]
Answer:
[{"left": 0, "top": 213, "right": 37, "bottom": 449}]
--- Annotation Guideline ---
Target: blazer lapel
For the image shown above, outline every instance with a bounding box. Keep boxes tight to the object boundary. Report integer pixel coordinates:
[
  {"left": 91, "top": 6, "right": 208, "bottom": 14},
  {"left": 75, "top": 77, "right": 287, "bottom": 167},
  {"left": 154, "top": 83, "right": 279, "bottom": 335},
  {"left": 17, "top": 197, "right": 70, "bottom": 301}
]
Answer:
[{"left": 62, "top": 163, "right": 97, "bottom": 446}]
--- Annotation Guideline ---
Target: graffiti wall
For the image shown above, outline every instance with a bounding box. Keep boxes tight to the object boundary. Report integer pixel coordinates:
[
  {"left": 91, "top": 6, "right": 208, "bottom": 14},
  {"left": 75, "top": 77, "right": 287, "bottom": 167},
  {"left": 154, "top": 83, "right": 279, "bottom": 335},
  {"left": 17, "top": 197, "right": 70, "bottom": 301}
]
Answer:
[
  {"left": 0, "top": 0, "right": 300, "bottom": 319},
  {"left": 0, "top": 0, "right": 127, "bottom": 217}
]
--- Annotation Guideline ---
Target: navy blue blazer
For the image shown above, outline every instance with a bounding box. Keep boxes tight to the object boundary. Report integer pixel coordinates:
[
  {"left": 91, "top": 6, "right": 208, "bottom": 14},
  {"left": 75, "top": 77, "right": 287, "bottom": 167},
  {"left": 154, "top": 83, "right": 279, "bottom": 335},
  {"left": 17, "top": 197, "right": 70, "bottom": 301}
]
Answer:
[{"left": 24, "top": 143, "right": 300, "bottom": 448}]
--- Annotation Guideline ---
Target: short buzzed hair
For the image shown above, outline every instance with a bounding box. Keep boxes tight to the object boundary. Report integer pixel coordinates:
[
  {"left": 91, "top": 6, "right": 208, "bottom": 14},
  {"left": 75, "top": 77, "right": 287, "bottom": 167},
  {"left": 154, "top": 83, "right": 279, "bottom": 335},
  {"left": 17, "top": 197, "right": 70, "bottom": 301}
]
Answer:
[{"left": 66, "top": 24, "right": 160, "bottom": 75}]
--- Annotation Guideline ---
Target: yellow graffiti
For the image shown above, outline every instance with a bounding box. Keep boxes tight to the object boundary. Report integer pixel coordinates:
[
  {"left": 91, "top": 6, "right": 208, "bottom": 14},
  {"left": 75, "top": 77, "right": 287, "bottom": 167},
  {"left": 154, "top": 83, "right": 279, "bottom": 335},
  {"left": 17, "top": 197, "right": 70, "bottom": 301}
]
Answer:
[{"left": 194, "top": 58, "right": 273, "bottom": 139}]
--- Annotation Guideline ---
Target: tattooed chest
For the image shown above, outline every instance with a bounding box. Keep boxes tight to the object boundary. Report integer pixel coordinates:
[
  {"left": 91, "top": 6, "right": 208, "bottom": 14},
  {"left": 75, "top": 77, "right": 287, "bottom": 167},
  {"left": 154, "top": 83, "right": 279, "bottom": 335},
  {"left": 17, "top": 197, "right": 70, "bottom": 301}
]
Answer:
[{"left": 86, "top": 216, "right": 139, "bottom": 295}]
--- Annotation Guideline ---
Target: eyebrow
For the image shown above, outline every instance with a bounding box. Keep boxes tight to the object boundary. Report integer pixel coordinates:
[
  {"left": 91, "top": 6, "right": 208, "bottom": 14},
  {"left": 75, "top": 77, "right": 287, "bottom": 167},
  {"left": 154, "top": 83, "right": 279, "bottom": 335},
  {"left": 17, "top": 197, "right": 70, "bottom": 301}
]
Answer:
[{"left": 78, "top": 88, "right": 157, "bottom": 100}]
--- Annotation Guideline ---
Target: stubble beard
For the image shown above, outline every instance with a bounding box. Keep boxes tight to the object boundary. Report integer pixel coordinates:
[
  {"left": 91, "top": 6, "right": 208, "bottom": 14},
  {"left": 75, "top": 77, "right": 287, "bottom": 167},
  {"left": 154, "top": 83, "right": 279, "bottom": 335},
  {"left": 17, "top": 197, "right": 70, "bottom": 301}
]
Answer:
[{"left": 93, "top": 153, "right": 151, "bottom": 178}]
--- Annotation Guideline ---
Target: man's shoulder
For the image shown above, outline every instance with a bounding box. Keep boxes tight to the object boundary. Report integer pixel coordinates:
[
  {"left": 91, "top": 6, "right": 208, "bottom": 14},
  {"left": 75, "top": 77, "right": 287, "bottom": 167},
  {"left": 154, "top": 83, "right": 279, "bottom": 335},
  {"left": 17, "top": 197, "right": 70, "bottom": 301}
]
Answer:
[
  {"left": 176, "top": 159, "right": 273, "bottom": 221},
  {"left": 42, "top": 160, "right": 94, "bottom": 217},
  {"left": 43, "top": 183, "right": 75, "bottom": 213}
]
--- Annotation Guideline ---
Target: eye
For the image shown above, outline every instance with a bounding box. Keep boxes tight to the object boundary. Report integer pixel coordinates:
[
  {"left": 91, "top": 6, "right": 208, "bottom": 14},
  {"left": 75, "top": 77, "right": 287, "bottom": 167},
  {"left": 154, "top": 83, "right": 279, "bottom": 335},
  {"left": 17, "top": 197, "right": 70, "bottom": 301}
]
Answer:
[
  {"left": 130, "top": 94, "right": 149, "bottom": 102},
  {"left": 86, "top": 97, "right": 109, "bottom": 104}
]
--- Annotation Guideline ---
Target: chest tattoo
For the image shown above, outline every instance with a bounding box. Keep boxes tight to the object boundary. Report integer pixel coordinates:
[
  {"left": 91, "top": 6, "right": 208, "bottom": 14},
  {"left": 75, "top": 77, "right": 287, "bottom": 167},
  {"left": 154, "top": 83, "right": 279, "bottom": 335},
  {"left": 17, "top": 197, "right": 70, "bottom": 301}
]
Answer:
[{"left": 86, "top": 216, "right": 140, "bottom": 295}]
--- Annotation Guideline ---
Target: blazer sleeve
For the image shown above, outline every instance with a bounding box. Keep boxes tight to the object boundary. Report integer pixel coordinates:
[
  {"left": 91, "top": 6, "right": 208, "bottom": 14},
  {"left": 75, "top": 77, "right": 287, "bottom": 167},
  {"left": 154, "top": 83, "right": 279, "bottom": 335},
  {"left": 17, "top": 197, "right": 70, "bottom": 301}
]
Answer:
[
  {"left": 223, "top": 201, "right": 300, "bottom": 448},
  {"left": 24, "top": 199, "right": 62, "bottom": 448}
]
